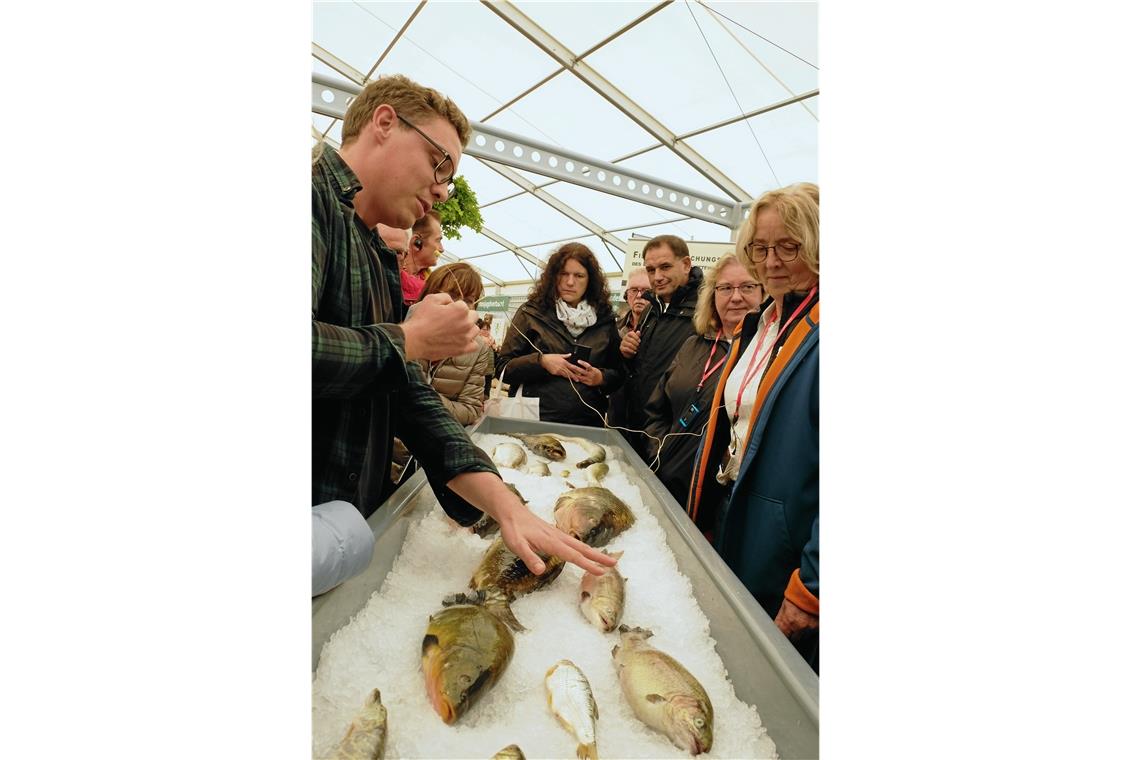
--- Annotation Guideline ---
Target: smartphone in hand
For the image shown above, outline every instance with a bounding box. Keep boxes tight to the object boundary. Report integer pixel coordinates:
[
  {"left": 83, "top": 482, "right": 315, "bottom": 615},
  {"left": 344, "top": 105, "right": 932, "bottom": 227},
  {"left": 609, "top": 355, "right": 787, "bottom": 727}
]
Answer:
[{"left": 571, "top": 344, "right": 591, "bottom": 365}]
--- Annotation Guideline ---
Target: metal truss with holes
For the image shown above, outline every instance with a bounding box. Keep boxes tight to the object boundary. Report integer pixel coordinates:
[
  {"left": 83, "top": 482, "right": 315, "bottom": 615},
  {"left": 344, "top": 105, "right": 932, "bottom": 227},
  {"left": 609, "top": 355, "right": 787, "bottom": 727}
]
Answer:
[{"left": 312, "top": 73, "right": 748, "bottom": 229}]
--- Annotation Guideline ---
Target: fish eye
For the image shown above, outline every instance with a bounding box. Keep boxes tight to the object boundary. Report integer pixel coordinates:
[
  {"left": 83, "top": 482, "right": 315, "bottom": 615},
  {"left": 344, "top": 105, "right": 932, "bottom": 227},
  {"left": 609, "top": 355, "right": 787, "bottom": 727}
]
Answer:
[
  {"left": 695, "top": 718, "right": 705, "bottom": 728},
  {"left": 458, "top": 674, "right": 471, "bottom": 686}
]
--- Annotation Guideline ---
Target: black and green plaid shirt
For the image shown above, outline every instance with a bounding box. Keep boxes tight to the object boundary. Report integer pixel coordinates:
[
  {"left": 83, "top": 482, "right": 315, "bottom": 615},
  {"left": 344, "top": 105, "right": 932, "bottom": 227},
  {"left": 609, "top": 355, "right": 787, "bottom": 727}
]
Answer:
[{"left": 312, "top": 143, "right": 497, "bottom": 519}]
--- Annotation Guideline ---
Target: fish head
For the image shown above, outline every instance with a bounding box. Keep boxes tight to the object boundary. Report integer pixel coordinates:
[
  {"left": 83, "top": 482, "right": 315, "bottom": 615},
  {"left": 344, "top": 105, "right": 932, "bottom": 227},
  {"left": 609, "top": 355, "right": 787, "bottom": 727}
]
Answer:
[
  {"left": 422, "top": 641, "right": 493, "bottom": 725},
  {"left": 538, "top": 440, "right": 566, "bottom": 460},
  {"left": 666, "top": 696, "right": 714, "bottom": 755},
  {"left": 579, "top": 594, "right": 618, "bottom": 632}
]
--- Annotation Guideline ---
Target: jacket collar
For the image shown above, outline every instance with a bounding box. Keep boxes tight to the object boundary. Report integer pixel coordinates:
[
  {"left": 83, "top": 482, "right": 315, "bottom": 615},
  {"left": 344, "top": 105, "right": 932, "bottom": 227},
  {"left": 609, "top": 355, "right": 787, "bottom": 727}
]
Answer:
[
  {"left": 316, "top": 142, "right": 363, "bottom": 205},
  {"left": 648, "top": 265, "right": 704, "bottom": 315}
]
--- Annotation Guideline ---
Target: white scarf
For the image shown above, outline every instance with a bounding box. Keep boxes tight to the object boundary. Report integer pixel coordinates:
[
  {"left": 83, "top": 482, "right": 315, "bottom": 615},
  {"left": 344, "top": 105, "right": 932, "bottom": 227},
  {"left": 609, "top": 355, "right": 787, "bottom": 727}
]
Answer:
[{"left": 554, "top": 299, "right": 597, "bottom": 337}]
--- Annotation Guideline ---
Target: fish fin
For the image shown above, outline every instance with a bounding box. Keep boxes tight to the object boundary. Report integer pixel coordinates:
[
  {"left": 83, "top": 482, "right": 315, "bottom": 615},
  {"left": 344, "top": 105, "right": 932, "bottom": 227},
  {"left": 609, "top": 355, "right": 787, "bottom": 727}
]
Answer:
[
  {"left": 579, "top": 590, "right": 591, "bottom": 602},
  {"left": 589, "top": 691, "right": 599, "bottom": 720},
  {"left": 645, "top": 693, "right": 666, "bottom": 704},
  {"left": 367, "top": 688, "right": 382, "bottom": 705},
  {"left": 441, "top": 590, "right": 483, "bottom": 607},
  {"left": 617, "top": 623, "right": 630, "bottom": 633},
  {"left": 494, "top": 603, "right": 526, "bottom": 633},
  {"left": 611, "top": 644, "right": 619, "bottom": 658},
  {"left": 608, "top": 550, "right": 624, "bottom": 562},
  {"left": 577, "top": 742, "right": 598, "bottom": 760},
  {"left": 564, "top": 481, "right": 576, "bottom": 489}
]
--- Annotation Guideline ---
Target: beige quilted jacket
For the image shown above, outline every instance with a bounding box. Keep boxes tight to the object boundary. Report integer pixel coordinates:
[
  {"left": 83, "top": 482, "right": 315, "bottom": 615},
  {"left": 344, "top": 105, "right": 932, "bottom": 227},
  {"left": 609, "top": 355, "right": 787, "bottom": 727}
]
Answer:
[{"left": 416, "top": 337, "right": 495, "bottom": 426}]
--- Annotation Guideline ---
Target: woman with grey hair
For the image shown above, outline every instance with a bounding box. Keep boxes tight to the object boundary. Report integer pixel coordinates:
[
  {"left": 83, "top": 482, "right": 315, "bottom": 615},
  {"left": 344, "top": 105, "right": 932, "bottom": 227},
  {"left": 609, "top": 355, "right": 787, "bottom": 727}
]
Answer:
[
  {"left": 687, "top": 182, "right": 820, "bottom": 672},
  {"left": 643, "top": 253, "right": 763, "bottom": 508}
]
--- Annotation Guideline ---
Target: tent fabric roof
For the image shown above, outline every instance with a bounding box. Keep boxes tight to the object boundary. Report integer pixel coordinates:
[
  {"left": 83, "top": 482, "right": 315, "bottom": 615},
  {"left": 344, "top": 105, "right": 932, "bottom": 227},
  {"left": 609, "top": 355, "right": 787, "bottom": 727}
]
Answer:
[{"left": 313, "top": 0, "right": 818, "bottom": 284}]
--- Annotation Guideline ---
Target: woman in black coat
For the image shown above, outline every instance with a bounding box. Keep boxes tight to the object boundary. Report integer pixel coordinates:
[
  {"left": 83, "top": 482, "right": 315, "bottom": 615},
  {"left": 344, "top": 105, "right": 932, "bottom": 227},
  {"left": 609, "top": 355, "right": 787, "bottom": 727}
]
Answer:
[
  {"left": 643, "top": 253, "right": 764, "bottom": 509},
  {"left": 496, "top": 243, "right": 624, "bottom": 427}
]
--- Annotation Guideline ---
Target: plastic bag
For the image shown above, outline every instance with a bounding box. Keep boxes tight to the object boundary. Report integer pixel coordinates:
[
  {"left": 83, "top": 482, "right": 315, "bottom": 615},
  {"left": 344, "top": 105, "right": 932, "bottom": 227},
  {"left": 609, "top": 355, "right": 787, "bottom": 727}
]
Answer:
[{"left": 484, "top": 369, "right": 540, "bottom": 420}]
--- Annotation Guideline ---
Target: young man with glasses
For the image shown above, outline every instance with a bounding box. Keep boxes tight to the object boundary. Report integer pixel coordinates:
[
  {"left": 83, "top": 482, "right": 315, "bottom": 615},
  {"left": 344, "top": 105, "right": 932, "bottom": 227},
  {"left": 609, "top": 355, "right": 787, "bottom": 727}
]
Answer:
[{"left": 312, "top": 74, "right": 614, "bottom": 582}]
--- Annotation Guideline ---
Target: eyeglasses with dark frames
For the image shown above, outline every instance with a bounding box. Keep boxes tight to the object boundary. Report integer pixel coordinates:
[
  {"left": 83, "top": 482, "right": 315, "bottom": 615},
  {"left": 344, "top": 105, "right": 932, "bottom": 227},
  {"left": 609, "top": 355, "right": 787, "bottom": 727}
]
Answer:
[
  {"left": 714, "top": 282, "right": 762, "bottom": 297},
  {"left": 396, "top": 113, "right": 456, "bottom": 199},
  {"left": 746, "top": 240, "right": 801, "bottom": 263}
]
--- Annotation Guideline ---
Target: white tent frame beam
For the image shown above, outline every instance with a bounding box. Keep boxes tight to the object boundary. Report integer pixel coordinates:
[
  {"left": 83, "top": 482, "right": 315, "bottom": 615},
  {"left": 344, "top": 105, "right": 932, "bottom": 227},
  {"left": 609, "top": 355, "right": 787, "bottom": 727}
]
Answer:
[
  {"left": 467, "top": 122, "right": 741, "bottom": 226},
  {"left": 479, "top": 227, "right": 548, "bottom": 271},
  {"left": 477, "top": 158, "right": 627, "bottom": 255},
  {"left": 459, "top": 213, "right": 692, "bottom": 261},
  {"left": 362, "top": 1, "right": 425, "bottom": 81},
  {"left": 479, "top": 88, "right": 818, "bottom": 209},
  {"left": 312, "top": 73, "right": 744, "bottom": 227},
  {"left": 697, "top": 0, "right": 817, "bottom": 122},
  {"left": 481, "top": 1, "right": 671, "bottom": 122},
  {"left": 312, "top": 42, "right": 367, "bottom": 86},
  {"left": 482, "top": 0, "right": 752, "bottom": 203}
]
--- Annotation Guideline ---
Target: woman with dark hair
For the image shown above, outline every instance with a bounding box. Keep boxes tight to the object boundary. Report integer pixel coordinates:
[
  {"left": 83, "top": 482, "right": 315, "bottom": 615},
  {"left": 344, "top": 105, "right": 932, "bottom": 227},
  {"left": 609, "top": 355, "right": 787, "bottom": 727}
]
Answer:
[{"left": 496, "top": 242, "right": 624, "bottom": 427}]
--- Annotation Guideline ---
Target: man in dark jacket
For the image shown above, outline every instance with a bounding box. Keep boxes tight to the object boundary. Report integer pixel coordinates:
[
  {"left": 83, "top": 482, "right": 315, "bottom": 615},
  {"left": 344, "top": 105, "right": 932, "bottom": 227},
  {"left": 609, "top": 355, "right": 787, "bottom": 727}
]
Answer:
[{"left": 618, "top": 235, "right": 704, "bottom": 460}]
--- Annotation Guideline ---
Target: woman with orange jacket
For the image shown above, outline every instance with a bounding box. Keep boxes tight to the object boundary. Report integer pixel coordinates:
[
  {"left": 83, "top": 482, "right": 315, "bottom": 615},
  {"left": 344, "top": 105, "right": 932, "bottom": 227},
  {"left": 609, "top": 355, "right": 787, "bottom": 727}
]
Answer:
[{"left": 686, "top": 183, "right": 820, "bottom": 672}]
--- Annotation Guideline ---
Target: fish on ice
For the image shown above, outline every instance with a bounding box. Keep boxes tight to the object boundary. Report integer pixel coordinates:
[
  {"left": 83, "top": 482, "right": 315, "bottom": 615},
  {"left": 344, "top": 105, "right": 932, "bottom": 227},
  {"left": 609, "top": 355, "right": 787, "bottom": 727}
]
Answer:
[
  {"left": 326, "top": 688, "right": 387, "bottom": 760},
  {"left": 611, "top": 625, "right": 714, "bottom": 755},
  {"left": 544, "top": 659, "right": 599, "bottom": 760},
  {"left": 579, "top": 550, "right": 625, "bottom": 632},
  {"left": 554, "top": 486, "right": 636, "bottom": 547},
  {"left": 492, "top": 443, "right": 527, "bottom": 469},
  {"left": 422, "top": 589, "right": 516, "bottom": 725},
  {"left": 505, "top": 433, "right": 566, "bottom": 461}
]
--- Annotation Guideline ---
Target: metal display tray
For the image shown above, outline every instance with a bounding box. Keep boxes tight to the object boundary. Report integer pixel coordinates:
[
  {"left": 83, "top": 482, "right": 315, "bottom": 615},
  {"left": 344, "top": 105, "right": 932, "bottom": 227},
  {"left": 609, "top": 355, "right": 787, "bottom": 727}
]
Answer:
[{"left": 312, "top": 416, "right": 819, "bottom": 759}]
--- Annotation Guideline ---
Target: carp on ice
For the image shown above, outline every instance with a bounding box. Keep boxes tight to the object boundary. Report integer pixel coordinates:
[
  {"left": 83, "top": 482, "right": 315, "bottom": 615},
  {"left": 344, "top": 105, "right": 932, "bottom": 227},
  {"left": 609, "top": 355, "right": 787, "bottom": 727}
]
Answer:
[{"left": 421, "top": 590, "right": 516, "bottom": 725}]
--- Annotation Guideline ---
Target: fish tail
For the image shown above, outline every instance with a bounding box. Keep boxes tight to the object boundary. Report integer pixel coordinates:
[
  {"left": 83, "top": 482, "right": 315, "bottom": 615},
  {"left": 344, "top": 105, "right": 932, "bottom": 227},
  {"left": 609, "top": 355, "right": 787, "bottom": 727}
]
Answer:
[{"left": 577, "top": 742, "right": 598, "bottom": 760}]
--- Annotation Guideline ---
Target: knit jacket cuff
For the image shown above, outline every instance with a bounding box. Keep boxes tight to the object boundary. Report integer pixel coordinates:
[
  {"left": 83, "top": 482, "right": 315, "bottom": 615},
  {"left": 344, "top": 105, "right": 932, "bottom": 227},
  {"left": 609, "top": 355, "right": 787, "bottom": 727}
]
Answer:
[{"left": 784, "top": 568, "right": 820, "bottom": 616}]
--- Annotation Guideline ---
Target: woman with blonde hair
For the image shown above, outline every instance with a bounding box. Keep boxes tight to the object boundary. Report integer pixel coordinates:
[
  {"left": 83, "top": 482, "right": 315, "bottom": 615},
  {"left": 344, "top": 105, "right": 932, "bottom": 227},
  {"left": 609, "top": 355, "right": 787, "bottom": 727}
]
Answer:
[
  {"left": 686, "top": 184, "right": 820, "bottom": 672},
  {"left": 643, "top": 253, "right": 763, "bottom": 509},
  {"left": 413, "top": 262, "right": 495, "bottom": 425}
]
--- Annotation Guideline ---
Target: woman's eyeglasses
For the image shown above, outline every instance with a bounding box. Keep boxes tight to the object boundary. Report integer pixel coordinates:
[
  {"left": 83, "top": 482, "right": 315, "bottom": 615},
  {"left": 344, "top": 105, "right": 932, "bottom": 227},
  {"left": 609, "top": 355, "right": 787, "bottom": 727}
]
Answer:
[
  {"left": 746, "top": 241, "right": 801, "bottom": 263},
  {"left": 714, "top": 283, "right": 761, "bottom": 297}
]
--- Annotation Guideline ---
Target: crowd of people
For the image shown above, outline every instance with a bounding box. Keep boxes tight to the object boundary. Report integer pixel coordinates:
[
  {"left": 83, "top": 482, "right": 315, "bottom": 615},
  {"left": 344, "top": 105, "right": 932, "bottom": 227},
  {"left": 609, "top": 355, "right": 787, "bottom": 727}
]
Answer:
[{"left": 311, "top": 73, "right": 820, "bottom": 673}]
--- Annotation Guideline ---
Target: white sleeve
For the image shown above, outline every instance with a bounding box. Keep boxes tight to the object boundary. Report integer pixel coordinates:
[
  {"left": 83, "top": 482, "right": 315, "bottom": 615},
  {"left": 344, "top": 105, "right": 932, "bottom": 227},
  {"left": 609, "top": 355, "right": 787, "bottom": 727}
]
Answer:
[{"left": 312, "top": 501, "right": 375, "bottom": 596}]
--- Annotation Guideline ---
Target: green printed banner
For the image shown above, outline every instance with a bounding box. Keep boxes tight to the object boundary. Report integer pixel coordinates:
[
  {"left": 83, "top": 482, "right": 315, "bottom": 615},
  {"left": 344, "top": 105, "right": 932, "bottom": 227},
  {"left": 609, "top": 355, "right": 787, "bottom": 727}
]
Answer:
[{"left": 479, "top": 295, "right": 511, "bottom": 312}]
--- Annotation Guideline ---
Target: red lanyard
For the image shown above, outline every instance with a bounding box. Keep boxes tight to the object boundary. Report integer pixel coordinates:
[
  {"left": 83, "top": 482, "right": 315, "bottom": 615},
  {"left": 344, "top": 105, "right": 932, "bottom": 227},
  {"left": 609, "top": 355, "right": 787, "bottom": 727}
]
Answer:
[
  {"left": 696, "top": 330, "right": 726, "bottom": 391},
  {"left": 731, "top": 287, "right": 817, "bottom": 422}
]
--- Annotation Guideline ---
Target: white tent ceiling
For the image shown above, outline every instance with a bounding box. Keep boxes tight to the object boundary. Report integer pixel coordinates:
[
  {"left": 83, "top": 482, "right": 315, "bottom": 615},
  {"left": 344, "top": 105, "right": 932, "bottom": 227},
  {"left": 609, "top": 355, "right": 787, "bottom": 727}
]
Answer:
[{"left": 312, "top": 0, "right": 818, "bottom": 286}]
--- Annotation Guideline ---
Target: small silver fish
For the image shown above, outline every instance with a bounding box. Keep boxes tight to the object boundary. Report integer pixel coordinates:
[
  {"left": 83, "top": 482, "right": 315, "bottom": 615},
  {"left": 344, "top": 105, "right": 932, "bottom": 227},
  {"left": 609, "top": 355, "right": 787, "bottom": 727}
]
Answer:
[
  {"left": 545, "top": 659, "right": 599, "bottom": 760},
  {"left": 492, "top": 443, "right": 527, "bottom": 469}
]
